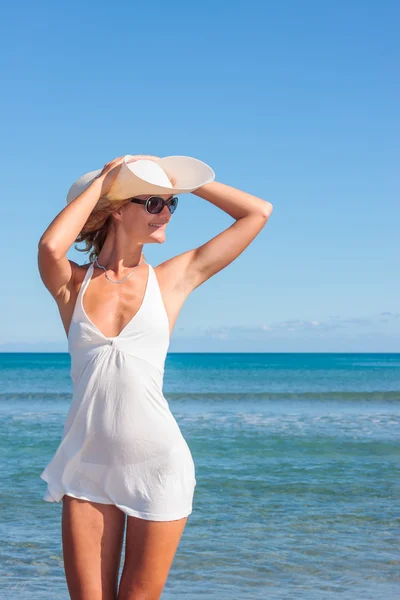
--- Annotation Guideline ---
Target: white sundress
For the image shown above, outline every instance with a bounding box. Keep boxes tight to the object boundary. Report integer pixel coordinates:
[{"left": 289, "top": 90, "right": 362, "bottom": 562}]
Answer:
[{"left": 40, "top": 261, "right": 196, "bottom": 521}]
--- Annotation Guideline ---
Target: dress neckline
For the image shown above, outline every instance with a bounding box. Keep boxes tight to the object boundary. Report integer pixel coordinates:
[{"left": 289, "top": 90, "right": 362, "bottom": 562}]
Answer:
[{"left": 80, "top": 262, "right": 152, "bottom": 341}]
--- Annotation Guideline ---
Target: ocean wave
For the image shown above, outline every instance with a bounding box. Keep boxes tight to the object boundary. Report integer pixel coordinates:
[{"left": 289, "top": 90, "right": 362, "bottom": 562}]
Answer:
[{"left": 1, "top": 390, "right": 400, "bottom": 403}]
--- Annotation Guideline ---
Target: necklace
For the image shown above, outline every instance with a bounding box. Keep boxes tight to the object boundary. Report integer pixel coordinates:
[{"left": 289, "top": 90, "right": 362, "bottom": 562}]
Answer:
[{"left": 93, "top": 255, "right": 145, "bottom": 284}]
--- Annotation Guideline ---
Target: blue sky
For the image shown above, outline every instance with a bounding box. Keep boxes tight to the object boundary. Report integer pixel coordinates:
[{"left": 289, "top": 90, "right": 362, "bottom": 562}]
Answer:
[{"left": 1, "top": 0, "right": 399, "bottom": 352}]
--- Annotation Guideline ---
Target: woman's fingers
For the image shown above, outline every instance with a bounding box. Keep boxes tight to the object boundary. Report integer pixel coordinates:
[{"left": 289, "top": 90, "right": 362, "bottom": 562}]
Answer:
[{"left": 98, "top": 157, "right": 126, "bottom": 177}]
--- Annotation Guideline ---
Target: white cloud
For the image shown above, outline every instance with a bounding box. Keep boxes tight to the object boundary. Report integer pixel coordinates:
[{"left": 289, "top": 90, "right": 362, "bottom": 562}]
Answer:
[{"left": 179, "top": 312, "right": 400, "bottom": 341}]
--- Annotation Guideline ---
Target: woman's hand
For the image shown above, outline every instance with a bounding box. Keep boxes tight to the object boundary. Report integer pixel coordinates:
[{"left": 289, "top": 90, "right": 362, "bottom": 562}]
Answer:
[{"left": 96, "top": 154, "right": 161, "bottom": 197}]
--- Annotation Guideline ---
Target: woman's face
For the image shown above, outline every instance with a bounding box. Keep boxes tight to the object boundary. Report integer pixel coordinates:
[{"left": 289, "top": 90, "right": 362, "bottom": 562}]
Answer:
[{"left": 119, "top": 193, "right": 174, "bottom": 244}]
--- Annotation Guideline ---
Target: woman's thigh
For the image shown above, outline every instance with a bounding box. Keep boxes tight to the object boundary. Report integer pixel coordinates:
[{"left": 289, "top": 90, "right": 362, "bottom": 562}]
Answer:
[
  {"left": 117, "top": 515, "right": 189, "bottom": 600},
  {"left": 62, "top": 495, "right": 126, "bottom": 600}
]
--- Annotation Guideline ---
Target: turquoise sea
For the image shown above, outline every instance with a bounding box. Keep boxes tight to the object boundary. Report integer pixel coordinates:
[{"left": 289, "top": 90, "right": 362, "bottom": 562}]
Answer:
[{"left": 1, "top": 352, "right": 399, "bottom": 599}]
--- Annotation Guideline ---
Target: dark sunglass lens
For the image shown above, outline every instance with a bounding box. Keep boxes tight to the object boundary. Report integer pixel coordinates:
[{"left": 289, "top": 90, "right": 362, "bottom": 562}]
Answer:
[
  {"left": 169, "top": 197, "right": 178, "bottom": 214},
  {"left": 147, "top": 197, "right": 163, "bottom": 214}
]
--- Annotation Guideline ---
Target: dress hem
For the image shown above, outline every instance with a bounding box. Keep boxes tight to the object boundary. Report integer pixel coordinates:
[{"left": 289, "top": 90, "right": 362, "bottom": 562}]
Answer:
[{"left": 41, "top": 477, "right": 193, "bottom": 521}]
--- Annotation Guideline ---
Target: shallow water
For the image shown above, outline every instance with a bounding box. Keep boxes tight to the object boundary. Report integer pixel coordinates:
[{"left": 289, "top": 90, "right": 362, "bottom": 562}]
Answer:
[{"left": 1, "top": 352, "right": 399, "bottom": 599}]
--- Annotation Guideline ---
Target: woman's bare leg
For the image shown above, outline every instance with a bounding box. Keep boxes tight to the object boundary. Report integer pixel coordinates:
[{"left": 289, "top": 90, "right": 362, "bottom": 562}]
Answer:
[
  {"left": 117, "top": 515, "right": 189, "bottom": 600},
  {"left": 62, "top": 495, "right": 126, "bottom": 600}
]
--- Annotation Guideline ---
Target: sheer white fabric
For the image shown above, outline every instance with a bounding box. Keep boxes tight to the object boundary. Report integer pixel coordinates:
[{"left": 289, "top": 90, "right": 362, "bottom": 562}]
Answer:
[{"left": 40, "top": 262, "right": 196, "bottom": 521}]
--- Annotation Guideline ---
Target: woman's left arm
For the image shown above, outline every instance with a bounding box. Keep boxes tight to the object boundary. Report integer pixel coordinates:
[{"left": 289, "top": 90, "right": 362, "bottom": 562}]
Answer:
[
  {"left": 181, "top": 181, "right": 273, "bottom": 290},
  {"left": 192, "top": 181, "right": 272, "bottom": 220}
]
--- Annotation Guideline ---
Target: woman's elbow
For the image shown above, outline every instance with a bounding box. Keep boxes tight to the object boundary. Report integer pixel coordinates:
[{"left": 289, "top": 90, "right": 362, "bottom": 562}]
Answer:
[{"left": 260, "top": 201, "right": 274, "bottom": 218}]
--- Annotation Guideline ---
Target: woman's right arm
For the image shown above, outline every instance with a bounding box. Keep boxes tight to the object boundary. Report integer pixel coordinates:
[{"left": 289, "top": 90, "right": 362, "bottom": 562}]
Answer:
[
  {"left": 37, "top": 175, "right": 105, "bottom": 300},
  {"left": 37, "top": 155, "right": 128, "bottom": 301}
]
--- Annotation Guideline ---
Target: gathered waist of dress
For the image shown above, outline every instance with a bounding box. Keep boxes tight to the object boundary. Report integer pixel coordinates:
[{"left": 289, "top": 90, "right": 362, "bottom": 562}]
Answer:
[{"left": 69, "top": 343, "right": 166, "bottom": 388}]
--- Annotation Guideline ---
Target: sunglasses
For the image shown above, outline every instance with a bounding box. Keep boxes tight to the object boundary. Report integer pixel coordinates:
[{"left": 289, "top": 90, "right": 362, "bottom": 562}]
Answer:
[{"left": 130, "top": 195, "right": 179, "bottom": 215}]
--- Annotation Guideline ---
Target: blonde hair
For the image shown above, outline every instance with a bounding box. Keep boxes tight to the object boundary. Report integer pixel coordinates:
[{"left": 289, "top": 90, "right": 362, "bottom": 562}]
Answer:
[{"left": 74, "top": 197, "right": 131, "bottom": 264}]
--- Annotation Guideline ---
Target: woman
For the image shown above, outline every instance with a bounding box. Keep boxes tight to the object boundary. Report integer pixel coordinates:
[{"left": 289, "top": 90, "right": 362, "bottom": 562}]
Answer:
[{"left": 38, "top": 154, "right": 273, "bottom": 600}]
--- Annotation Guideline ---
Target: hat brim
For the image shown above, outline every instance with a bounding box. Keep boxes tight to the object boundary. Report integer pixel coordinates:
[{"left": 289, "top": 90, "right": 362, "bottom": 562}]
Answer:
[{"left": 66, "top": 155, "right": 215, "bottom": 204}]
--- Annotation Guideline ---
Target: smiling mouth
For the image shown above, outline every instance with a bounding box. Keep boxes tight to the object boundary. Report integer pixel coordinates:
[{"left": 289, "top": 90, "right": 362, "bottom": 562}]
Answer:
[{"left": 149, "top": 223, "right": 166, "bottom": 228}]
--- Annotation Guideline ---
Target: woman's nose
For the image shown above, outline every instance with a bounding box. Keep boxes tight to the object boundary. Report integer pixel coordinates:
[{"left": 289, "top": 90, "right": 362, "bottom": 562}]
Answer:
[{"left": 160, "top": 204, "right": 171, "bottom": 218}]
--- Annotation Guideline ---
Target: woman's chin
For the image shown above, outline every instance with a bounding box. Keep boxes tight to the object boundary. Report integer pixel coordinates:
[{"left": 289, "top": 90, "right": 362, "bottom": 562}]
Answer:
[{"left": 147, "top": 232, "right": 166, "bottom": 244}]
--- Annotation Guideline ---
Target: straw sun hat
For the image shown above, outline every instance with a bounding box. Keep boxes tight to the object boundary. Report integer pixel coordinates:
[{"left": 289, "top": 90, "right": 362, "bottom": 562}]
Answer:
[{"left": 66, "top": 155, "right": 215, "bottom": 204}]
